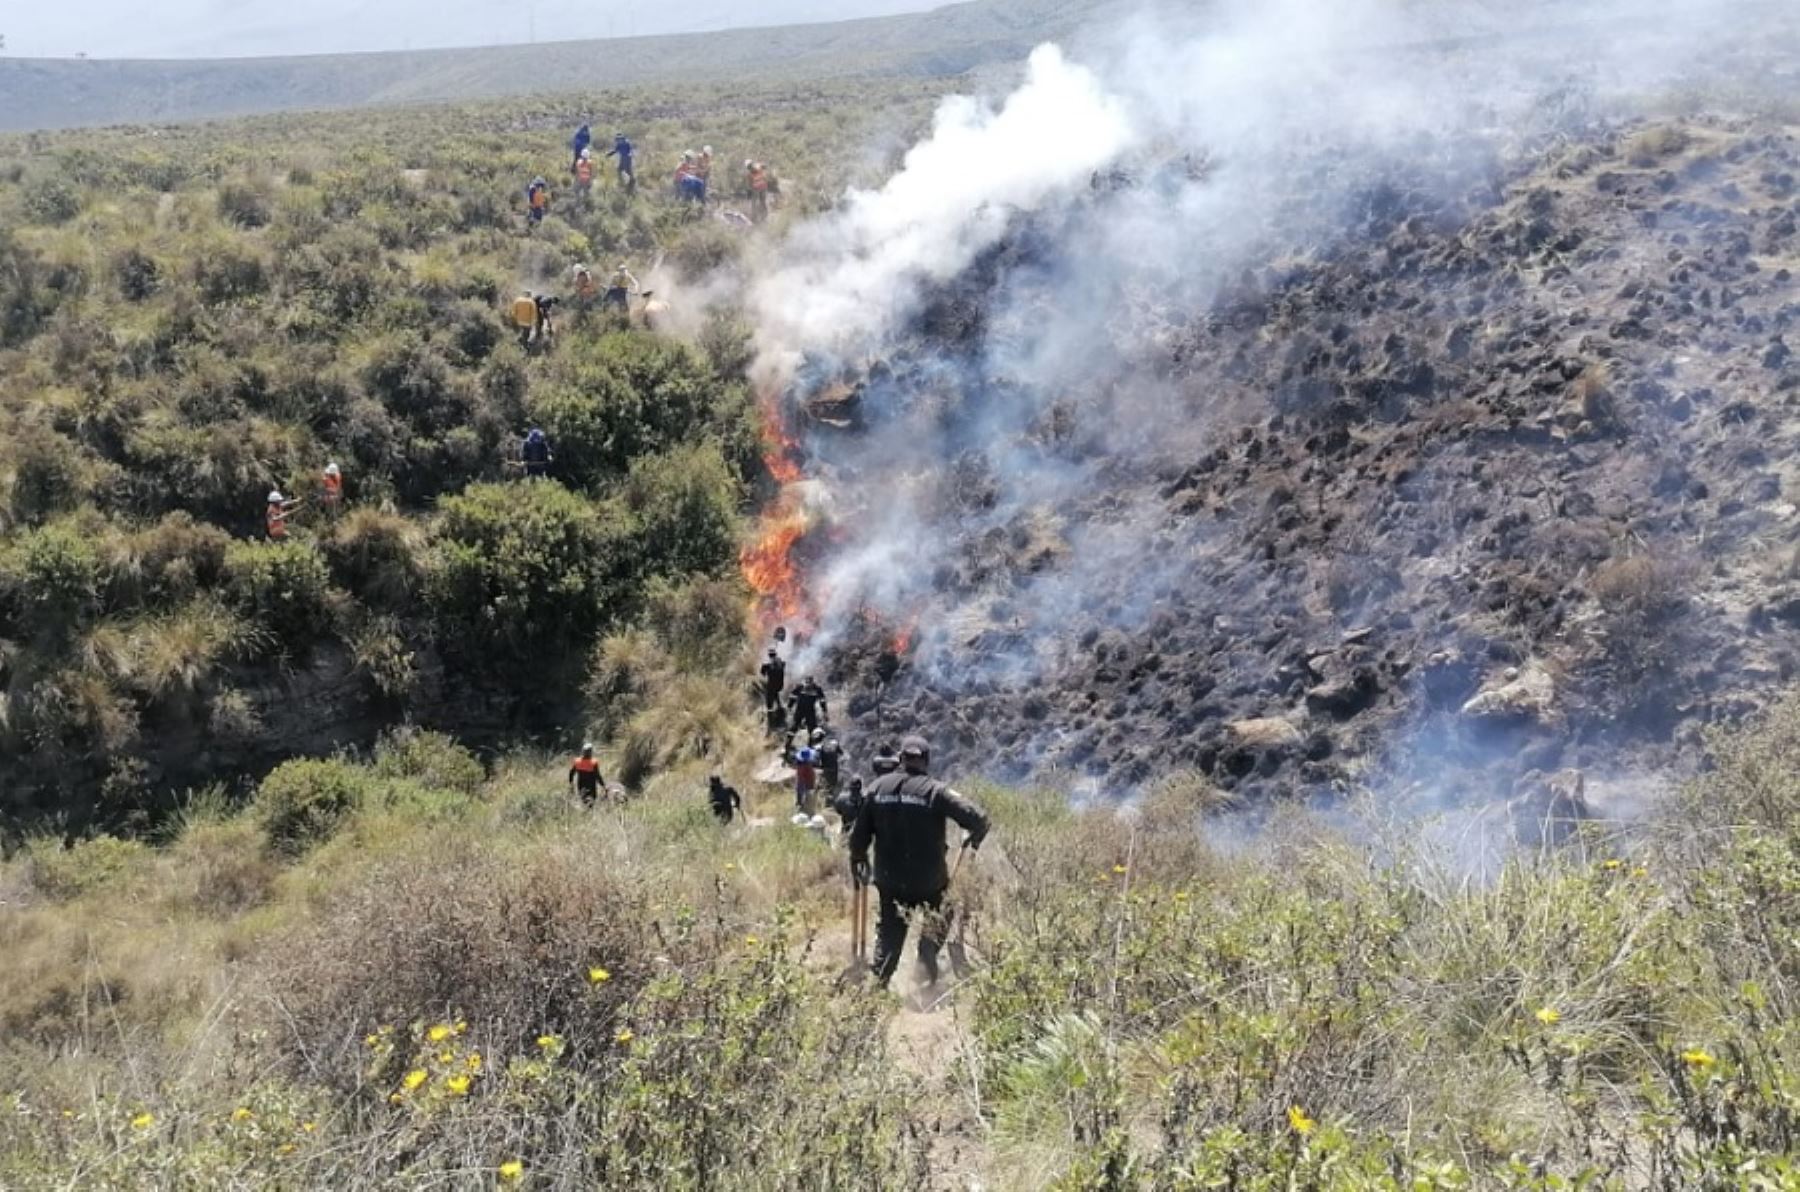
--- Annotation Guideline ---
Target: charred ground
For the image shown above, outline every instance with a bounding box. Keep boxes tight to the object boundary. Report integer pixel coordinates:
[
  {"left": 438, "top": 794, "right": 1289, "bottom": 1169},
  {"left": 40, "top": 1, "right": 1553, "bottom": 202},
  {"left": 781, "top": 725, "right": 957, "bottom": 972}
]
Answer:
[{"left": 807, "top": 115, "right": 1800, "bottom": 813}]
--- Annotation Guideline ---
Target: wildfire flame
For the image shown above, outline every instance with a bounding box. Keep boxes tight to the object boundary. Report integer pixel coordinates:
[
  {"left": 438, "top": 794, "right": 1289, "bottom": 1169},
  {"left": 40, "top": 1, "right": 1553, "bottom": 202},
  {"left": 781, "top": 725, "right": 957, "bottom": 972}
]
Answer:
[{"left": 741, "top": 391, "right": 814, "bottom": 633}]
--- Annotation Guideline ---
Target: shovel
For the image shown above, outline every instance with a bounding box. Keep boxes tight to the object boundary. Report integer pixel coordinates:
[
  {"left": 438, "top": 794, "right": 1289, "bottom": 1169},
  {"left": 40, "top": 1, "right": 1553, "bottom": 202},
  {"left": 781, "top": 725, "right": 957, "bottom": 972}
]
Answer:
[{"left": 839, "top": 875, "right": 870, "bottom": 986}]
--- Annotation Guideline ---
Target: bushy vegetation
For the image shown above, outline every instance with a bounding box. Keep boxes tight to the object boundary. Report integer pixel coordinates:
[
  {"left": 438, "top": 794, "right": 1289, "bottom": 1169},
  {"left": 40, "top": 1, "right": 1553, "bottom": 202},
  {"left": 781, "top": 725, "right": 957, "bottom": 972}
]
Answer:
[
  {"left": 0, "top": 78, "right": 953, "bottom": 835},
  {"left": 5, "top": 691, "right": 1800, "bottom": 1186}
]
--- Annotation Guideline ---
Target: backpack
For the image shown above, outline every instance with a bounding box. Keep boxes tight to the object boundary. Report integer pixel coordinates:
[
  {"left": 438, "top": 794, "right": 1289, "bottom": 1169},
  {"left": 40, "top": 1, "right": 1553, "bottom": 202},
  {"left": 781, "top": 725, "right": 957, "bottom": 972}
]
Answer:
[{"left": 512, "top": 296, "right": 539, "bottom": 327}]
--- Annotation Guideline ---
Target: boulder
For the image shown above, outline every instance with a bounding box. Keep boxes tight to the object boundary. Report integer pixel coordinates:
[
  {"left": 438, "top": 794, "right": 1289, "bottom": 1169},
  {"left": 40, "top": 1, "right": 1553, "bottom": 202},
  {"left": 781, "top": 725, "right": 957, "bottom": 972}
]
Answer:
[
  {"left": 1460, "top": 664, "right": 1558, "bottom": 726},
  {"left": 1228, "top": 718, "right": 1305, "bottom": 750},
  {"left": 1305, "top": 668, "right": 1380, "bottom": 719}
]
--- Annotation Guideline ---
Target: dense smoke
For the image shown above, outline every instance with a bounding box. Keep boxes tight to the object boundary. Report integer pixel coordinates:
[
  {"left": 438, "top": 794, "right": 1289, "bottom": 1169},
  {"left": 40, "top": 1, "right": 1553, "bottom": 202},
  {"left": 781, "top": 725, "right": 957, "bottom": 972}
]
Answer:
[{"left": 743, "top": 0, "right": 1798, "bottom": 786}]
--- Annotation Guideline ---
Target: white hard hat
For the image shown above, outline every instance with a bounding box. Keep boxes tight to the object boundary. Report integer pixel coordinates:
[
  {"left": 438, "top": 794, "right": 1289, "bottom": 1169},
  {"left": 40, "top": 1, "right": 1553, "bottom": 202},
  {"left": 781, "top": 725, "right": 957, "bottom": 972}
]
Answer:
[
  {"left": 790, "top": 812, "right": 810, "bottom": 827},
  {"left": 268, "top": 490, "right": 283, "bottom": 502},
  {"left": 809, "top": 815, "right": 827, "bottom": 830},
  {"left": 325, "top": 462, "right": 340, "bottom": 475},
  {"left": 744, "top": 159, "right": 754, "bottom": 169},
  {"left": 702, "top": 145, "right": 712, "bottom": 154},
  {"left": 582, "top": 741, "right": 595, "bottom": 752}
]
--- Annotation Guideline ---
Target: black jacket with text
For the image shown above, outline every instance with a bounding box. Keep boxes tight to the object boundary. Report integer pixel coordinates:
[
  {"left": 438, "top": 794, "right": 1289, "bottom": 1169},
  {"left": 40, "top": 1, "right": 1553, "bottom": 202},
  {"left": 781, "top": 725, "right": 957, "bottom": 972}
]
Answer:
[{"left": 850, "top": 771, "right": 989, "bottom": 899}]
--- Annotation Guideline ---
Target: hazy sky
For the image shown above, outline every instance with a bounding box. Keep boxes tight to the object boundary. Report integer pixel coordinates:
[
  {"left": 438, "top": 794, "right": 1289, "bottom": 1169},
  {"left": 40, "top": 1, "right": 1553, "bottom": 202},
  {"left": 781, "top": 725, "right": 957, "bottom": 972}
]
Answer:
[{"left": 3, "top": 0, "right": 947, "bottom": 59}]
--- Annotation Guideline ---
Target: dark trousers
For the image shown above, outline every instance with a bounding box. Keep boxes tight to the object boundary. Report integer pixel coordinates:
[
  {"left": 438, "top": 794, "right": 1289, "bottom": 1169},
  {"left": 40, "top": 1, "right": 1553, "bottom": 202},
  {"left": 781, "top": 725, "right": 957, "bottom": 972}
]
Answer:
[
  {"left": 764, "top": 685, "right": 783, "bottom": 711},
  {"left": 711, "top": 803, "right": 734, "bottom": 825},
  {"left": 575, "top": 782, "right": 599, "bottom": 807},
  {"left": 793, "top": 705, "right": 820, "bottom": 733},
  {"left": 873, "top": 888, "right": 947, "bottom": 986}
]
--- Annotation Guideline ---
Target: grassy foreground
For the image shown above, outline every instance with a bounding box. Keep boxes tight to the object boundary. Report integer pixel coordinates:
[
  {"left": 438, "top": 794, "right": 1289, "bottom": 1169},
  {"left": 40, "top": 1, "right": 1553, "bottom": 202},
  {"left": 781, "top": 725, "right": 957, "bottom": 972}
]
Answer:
[{"left": 4, "top": 696, "right": 1799, "bottom": 1189}]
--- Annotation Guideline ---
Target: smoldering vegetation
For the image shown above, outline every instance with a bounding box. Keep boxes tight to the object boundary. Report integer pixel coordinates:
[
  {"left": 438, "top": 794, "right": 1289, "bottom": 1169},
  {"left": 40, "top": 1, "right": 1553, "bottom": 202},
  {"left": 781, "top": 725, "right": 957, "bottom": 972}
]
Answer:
[{"left": 739, "top": 0, "right": 1800, "bottom": 817}]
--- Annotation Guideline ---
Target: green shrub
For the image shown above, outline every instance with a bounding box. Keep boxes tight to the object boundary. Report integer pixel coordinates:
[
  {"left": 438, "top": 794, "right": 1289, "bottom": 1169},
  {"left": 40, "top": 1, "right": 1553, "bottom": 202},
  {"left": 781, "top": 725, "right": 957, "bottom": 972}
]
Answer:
[
  {"left": 2, "top": 520, "right": 102, "bottom": 642},
  {"left": 372, "top": 728, "right": 483, "bottom": 794},
  {"left": 428, "top": 480, "right": 631, "bottom": 662},
  {"left": 4, "top": 425, "right": 86, "bottom": 525},
  {"left": 528, "top": 332, "right": 727, "bottom": 488},
  {"left": 254, "top": 757, "right": 368, "bottom": 853},
  {"left": 223, "top": 539, "right": 335, "bottom": 656},
  {"left": 217, "top": 180, "right": 273, "bottom": 228},
  {"left": 24, "top": 834, "right": 150, "bottom": 900},
  {"left": 623, "top": 443, "right": 741, "bottom": 580},
  {"left": 24, "top": 177, "right": 80, "bottom": 225}
]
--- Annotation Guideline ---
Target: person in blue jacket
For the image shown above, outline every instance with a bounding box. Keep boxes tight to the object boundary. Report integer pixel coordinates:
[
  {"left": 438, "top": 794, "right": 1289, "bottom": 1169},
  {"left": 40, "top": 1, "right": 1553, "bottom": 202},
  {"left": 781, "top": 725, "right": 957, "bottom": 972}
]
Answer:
[
  {"left": 605, "top": 132, "right": 636, "bottom": 193},
  {"left": 569, "top": 123, "right": 592, "bottom": 172}
]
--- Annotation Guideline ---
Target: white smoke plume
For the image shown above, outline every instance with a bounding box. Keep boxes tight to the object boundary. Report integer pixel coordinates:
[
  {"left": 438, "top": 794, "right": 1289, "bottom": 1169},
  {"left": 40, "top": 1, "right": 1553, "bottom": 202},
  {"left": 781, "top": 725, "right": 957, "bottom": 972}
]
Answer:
[
  {"left": 743, "top": 0, "right": 1799, "bottom": 780},
  {"left": 749, "top": 43, "right": 1137, "bottom": 388}
]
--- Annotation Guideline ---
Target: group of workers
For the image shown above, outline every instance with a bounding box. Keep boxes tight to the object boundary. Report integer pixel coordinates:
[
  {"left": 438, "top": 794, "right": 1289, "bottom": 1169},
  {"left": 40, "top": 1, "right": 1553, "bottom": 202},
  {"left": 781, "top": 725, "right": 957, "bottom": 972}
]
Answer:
[
  {"left": 527, "top": 124, "right": 778, "bottom": 227},
  {"left": 568, "top": 719, "right": 987, "bottom": 989},
  {"left": 264, "top": 462, "right": 343, "bottom": 539},
  {"left": 510, "top": 259, "right": 640, "bottom": 348},
  {"left": 533, "top": 125, "right": 638, "bottom": 224}
]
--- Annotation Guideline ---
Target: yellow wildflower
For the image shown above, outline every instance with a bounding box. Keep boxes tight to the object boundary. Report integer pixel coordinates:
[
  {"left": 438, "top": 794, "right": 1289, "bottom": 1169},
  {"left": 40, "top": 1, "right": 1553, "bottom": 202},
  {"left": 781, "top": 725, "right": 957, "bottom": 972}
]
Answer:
[
  {"left": 427, "top": 1024, "right": 452, "bottom": 1043},
  {"left": 724, "top": 862, "right": 737, "bottom": 871},
  {"left": 1632, "top": 866, "right": 1649, "bottom": 878},
  {"left": 536, "top": 1034, "right": 561, "bottom": 1050},
  {"left": 446, "top": 1074, "right": 471, "bottom": 1096},
  {"left": 744, "top": 935, "right": 759, "bottom": 946},
  {"left": 453, "top": 1020, "right": 468, "bottom": 1035},
  {"left": 403, "top": 1069, "right": 429, "bottom": 1092},
  {"left": 438, "top": 1050, "right": 455, "bottom": 1064},
  {"left": 231, "top": 1107, "right": 254, "bottom": 1122},
  {"left": 1535, "top": 1007, "right": 1562, "bottom": 1026},
  {"left": 466, "top": 1052, "right": 484, "bottom": 1073},
  {"left": 615, "top": 1028, "right": 635, "bottom": 1045},
  {"left": 388, "top": 1092, "right": 404, "bottom": 1105},
  {"left": 277, "top": 1142, "right": 297, "bottom": 1156},
  {"left": 1174, "top": 891, "right": 1190, "bottom": 902},
  {"left": 364, "top": 1033, "right": 380, "bottom": 1048},
  {"left": 1682, "top": 1049, "right": 1717, "bottom": 1070},
  {"left": 587, "top": 966, "right": 611, "bottom": 985},
  {"left": 498, "top": 1159, "right": 525, "bottom": 1183},
  {"left": 1602, "top": 859, "right": 1622, "bottom": 870},
  {"left": 131, "top": 1112, "right": 155, "bottom": 1130},
  {"left": 302, "top": 1121, "right": 318, "bottom": 1133},
  {"left": 1287, "top": 1105, "right": 1316, "bottom": 1136},
  {"left": 1112, "top": 864, "right": 1128, "bottom": 874}
]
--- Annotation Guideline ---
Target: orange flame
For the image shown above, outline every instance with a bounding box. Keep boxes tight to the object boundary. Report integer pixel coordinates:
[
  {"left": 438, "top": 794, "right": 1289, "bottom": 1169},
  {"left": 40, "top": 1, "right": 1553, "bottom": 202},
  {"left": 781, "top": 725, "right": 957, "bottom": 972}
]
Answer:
[
  {"left": 741, "top": 391, "right": 815, "bottom": 633},
  {"left": 888, "top": 613, "right": 919, "bottom": 656}
]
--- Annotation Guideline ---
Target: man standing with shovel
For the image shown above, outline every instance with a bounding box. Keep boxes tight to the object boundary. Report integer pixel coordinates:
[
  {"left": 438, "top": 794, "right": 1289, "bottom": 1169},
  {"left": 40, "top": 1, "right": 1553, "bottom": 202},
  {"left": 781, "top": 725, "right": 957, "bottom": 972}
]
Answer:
[{"left": 849, "top": 735, "right": 989, "bottom": 988}]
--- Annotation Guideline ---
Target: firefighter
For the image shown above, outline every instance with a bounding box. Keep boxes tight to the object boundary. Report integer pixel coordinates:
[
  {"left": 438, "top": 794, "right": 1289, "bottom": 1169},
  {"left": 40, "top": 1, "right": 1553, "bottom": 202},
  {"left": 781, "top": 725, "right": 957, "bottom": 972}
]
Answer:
[{"left": 850, "top": 736, "right": 989, "bottom": 987}]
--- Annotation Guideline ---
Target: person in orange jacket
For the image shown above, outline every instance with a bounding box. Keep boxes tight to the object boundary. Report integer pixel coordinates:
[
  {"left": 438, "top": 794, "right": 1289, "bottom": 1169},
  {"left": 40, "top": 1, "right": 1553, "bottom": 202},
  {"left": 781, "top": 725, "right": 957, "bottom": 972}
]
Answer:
[
  {"left": 569, "top": 743, "right": 606, "bottom": 807},
  {"left": 321, "top": 462, "right": 344, "bottom": 516},
  {"left": 265, "top": 489, "right": 303, "bottom": 539}
]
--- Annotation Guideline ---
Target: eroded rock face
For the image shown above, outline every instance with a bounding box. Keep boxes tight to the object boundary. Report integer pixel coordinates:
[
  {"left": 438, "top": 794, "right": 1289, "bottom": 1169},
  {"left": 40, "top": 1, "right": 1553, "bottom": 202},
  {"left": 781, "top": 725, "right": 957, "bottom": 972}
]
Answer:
[{"left": 815, "top": 117, "right": 1800, "bottom": 807}]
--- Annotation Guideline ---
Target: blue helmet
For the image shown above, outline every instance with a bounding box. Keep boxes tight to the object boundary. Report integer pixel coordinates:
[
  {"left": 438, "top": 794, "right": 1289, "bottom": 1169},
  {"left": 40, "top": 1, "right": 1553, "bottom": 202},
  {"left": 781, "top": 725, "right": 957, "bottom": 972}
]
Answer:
[{"left": 796, "top": 748, "right": 817, "bottom": 765}]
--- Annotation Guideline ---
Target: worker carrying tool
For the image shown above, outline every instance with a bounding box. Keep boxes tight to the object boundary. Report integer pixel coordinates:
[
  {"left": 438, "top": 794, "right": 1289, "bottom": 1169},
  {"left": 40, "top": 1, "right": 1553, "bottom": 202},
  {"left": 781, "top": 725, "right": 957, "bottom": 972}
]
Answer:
[{"left": 849, "top": 735, "right": 989, "bottom": 988}]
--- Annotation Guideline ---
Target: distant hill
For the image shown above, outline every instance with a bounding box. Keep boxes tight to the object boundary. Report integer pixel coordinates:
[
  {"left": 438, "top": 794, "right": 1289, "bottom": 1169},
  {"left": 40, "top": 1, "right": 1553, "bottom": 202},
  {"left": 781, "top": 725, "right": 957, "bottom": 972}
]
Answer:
[{"left": 0, "top": 0, "right": 1112, "bottom": 132}]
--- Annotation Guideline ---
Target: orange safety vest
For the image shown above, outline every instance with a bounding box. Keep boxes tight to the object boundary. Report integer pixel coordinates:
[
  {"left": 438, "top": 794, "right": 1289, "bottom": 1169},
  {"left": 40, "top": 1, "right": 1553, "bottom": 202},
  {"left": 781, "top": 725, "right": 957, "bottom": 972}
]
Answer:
[
  {"left": 576, "top": 159, "right": 593, "bottom": 185},
  {"left": 266, "top": 503, "right": 288, "bottom": 538},
  {"left": 530, "top": 186, "right": 549, "bottom": 210},
  {"left": 322, "top": 472, "right": 343, "bottom": 501},
  {"left": 572, "top": 757, "right": 599, "bottom": 775},
  {"left": 512, "top": 295, "right": 539, "bottom": 327}
]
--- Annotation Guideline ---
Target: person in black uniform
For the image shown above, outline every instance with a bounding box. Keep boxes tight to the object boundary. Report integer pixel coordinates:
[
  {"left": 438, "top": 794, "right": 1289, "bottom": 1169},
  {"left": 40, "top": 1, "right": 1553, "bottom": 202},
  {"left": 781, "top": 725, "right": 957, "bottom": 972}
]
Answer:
[
  {"left": 788, "top": 676, "right": 827, "bottom": 734},
  {"left": 708, "top": 774, "right": 743, "bottom": 824},
  {"left": 760, "top": 648, "right": 787, "bottom": 719},
  {"left": 849, "top": 735, "right": 989, "bottom": 987}
]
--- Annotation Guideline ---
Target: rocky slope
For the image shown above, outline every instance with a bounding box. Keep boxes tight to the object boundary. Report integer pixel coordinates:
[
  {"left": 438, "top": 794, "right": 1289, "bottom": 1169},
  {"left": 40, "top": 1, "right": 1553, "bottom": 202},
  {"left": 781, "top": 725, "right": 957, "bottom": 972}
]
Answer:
[{"left": 813, "top": 115, "right": 1800, "bottom": 816}]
